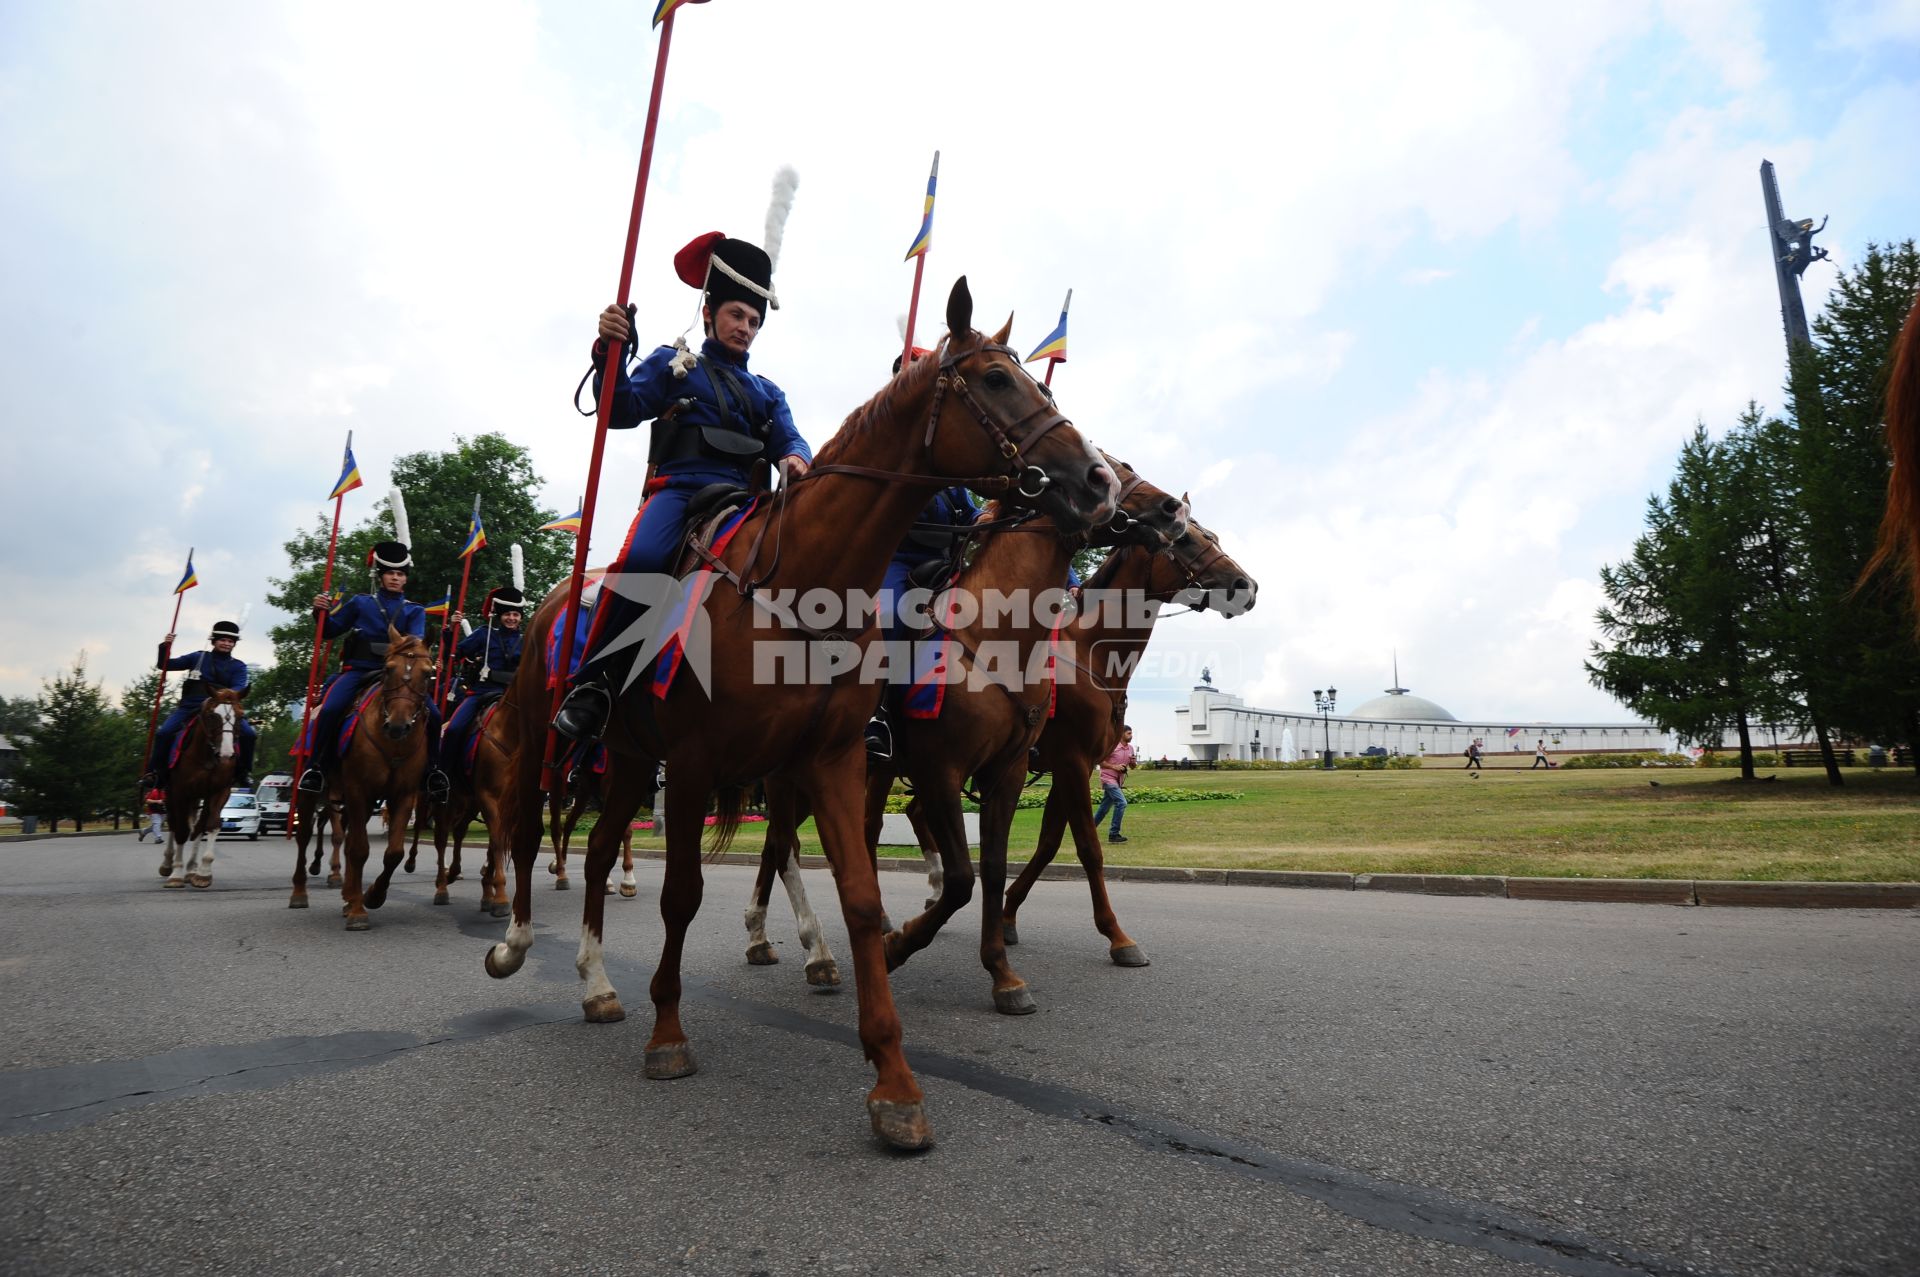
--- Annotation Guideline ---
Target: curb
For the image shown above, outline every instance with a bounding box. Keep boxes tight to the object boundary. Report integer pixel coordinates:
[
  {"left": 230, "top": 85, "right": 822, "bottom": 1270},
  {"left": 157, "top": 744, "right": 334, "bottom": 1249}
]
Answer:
[
  {"left": 2, "top": 829, "right": 133, "bottom": 844},
  {"left": 620, "top": 848, "right": 1917, "bottom": 911}
]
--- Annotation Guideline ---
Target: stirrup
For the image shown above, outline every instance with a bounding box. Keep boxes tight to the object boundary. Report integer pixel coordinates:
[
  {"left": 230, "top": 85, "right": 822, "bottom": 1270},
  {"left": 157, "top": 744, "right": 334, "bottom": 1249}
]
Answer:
[
  {"left": 297, "top": 768, "right": 326, "bottom": 795},
  {"left": 426, "top": 769, "right": 452, "bottom": 804},
  {"left": 864, "top": 715, "right": 893, "bottom": 760},
  {"left": 552, "top": 680, "right": 612, "bottom": 743}
]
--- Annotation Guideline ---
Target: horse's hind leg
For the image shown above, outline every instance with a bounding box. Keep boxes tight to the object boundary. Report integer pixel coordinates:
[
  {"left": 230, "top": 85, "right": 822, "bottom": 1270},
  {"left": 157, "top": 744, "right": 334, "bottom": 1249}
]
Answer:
[
  {"left": 906, "top": 796, "right": 944, "bottom": 911},
  {"left": 430, "top": 802, "right": 453, "bottom": 905},
  {"left": 743, "top": 785, "right": 790, "bottom": 965},
  {"left": 575, "top": 768, "right": 649, "bottom": 1023},
  {"left": 161, "top": 798, "right": 187, "bottom": 887},
  {"left": 619, "top": 828, "right": 637, "bottom": 896},
  {"left": 340, "top": 795, "right": 375, "bottom": 931},
  {"left": 185, "top": 806, "right": 217, "bottom": 889},
  {"left": 483, "top": 738, "right": 545, "bottom": 981},
  {"left": 326, "top": 804, "right": 344, "bottom": 889},
  {"left": 638, "top": 767, "right": 712, "bottom": 1079},
  {"left": 552, "top": 792, "right": 581, "bottom": 890},
  {"left": 974, "top": 772, "right": 1035, "bottom": 1014}
]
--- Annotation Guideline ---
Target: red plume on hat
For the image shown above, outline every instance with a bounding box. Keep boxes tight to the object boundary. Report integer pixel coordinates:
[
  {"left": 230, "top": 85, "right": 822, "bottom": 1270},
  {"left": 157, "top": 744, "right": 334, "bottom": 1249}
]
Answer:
[{"left": 674, "top": 231, "right": 726, "bottom": 289}]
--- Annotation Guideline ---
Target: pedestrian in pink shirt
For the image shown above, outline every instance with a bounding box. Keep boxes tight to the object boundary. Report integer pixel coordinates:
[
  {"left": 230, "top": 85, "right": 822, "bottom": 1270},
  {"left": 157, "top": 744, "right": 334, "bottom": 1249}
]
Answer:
[{"left": 1093, "top": 726, "right": 1138, "bottom": 843}]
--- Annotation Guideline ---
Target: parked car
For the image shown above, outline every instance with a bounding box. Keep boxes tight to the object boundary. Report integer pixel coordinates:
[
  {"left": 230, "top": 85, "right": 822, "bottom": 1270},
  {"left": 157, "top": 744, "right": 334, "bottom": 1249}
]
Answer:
[
  {"left": 256, "top": 773, "right": 293, "bottom": 833},
  {"left": 218, "top": 792, "right": 261, "bottom": 841}
]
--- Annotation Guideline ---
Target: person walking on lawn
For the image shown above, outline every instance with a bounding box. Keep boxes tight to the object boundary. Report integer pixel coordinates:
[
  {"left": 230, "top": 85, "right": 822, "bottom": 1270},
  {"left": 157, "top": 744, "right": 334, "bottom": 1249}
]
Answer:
[
  {"left": 1531, "top": 738, "right": 1551, "bottom": 769},
  {"left": 1093, "top": 725, "right": 1140, "bottom": 843},
  {"left": 1465, "top": 739, "right": 1483, "bottom": 775}
]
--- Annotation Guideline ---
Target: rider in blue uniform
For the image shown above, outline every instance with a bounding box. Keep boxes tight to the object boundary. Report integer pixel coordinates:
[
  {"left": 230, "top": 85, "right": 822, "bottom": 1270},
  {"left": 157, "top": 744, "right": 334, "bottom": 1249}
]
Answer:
[
  {"left": 440, "top": 587, "right": 525, "bottom": 782},
  {"left": 143, "top": 620, "right": 256, "bottom": 789},
  {"left": 297, "top": 537, "right": 450, "bottom": 802},
  {"left": 552, "top": 228, "right": 813, "bottom": 742}
]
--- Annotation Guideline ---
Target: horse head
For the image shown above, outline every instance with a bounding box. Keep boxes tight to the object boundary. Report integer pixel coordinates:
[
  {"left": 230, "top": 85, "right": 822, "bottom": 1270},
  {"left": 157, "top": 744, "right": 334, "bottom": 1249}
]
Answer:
[
  {"left": 1165, "top": 515, "right": 1258, "bottom": 616},
  {"left": 1091, "top": 455, "right": 1190, "bottom": 550},
  {"left": 915, "top": 278, "right": 1120, "bottom": 531},
  {"left": 379, "top": 626, "right": 434, "bottom": 739},
  {"left": 200, "top": 687, "right": 246, "bottom": 761}
]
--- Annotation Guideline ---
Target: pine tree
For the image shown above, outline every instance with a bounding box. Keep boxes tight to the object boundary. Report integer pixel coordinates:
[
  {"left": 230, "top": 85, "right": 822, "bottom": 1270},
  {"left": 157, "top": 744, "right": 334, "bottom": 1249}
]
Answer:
[{"left": 12, "top": 655, "right": 121, "bottom": 831}]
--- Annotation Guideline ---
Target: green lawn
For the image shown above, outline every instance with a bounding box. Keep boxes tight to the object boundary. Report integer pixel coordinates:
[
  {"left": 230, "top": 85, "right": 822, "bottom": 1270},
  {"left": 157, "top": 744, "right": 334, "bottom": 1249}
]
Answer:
[{"left": 605, "top": 765, "right": 1920, "bottom": 882}]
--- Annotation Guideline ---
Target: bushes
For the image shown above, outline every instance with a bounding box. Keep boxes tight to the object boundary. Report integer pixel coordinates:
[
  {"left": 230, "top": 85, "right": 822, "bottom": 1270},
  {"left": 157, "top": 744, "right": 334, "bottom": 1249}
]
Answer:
[
  {"left": 882, "top": 784, "right": 1241, "bottom": 814},
  {"left": 1559, "top": 751, "right": 1696, "bottom": 769},
  {"left": 1696, "top": 751, "right": 1782, "bottom": 769}
]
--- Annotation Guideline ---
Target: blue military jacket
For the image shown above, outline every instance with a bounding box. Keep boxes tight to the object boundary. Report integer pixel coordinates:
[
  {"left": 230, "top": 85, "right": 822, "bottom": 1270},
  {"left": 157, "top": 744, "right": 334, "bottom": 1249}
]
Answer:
[
  {"left": 455, "top": 625, "right": 524, "bottom": 691},
  {"left": 322, "top": 590, "right": 426, "bottom": 670},
  {"left": 162, "top": 649, "right": 249, "bottom": 705},
  {"left": 895, "top": 486, "right": 981, "bottom": 566},
  {"left": 595, "top": 337, "right": 812, "bottom": 483}
]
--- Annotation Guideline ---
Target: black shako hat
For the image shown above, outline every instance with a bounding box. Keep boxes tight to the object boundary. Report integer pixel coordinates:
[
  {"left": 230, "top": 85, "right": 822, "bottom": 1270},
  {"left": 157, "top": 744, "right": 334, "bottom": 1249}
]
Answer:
[
  {"left": 483, "top": 586, "right": 527, "bottom": 616},
  {"left": 368, "top": 540, "right": 412, "bottom": 571},
  {"left": 675, "top": 232, "right": 778, "bottom": 323},
  {"left": 210, "top": 621, "right": 241, "bottom": 642}
]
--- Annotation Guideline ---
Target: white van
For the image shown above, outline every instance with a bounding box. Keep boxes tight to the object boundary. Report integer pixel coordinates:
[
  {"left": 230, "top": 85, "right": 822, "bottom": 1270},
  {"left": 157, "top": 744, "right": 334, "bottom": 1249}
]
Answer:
[{"left": 256, "top": 773, "right": 293, "bottom": 833}]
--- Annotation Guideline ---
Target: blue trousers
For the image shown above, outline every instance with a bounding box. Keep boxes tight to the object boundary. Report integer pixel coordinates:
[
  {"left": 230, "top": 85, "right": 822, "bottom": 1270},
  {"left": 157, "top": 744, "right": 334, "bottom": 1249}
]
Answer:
[
  {"left": 305, "top": 668, "right": 442, "bottom": 772},
  {"left": 576, "top": 482, "right": 704, "bottom": 683},
  {"left": 1092, "top": 781, "right": 1128, "bottom": 836},
  {"left": 441, "top": 689, "right": 500, "bottom": 783},
  {"left": 150, "top": 702, "right": 257, "bottom": 781}
]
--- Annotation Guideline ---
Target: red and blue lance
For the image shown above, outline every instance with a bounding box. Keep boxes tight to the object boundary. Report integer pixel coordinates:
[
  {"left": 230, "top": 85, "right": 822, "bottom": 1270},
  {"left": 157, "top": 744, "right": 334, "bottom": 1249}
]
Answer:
[
  {"left": 141, "top": 547, "right": 198, "bottom": 792},
  {"left": 290, "top": 432, "right": 362, "bottom": 832},
  {"left": 434, "top": 496, "right": 485, "bottom": 706},
  {"left": 542, "top": 0, "right": 708, "bottom": 791},
  {"left": 901, "top": 150, "right": 939, "bottom": 368},
  {"left": 1025, "top": 288, "right": 1071, "bottom": 387}
]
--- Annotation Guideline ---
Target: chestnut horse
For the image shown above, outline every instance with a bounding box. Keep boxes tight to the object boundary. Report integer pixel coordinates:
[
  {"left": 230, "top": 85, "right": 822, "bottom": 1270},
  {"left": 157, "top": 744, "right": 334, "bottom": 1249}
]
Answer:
[
  {"left": 288, "top": 629, "right": 434, "bottom": 929},
  {"left": 742, "top": 464, "right": 1190, "bottom": 1009},
  {"left": 859, "top": 473, "right": 1189, "bottom": 1015},
  {"left": 482, "top": 280, "right": 1120, "bottom": 1149},
  {"left": 1866, "top": 294, "right": 1920, "bottom": 628},
  {"left": 157, "top": 688, "right": 245, "bottom": 890},
  {"left": 1003, "top": 515, "right": 1258, "bottom": 960}
]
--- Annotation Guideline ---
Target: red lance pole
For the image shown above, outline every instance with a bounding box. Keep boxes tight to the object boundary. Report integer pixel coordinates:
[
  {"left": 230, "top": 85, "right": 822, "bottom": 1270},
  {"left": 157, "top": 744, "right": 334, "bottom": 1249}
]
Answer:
[
  {"left": 289, "top": 484, "right": 347, "bottom": 836},
  {"left": 141, "top": 550, "right": 191, "bottom": 790},
  {"left": 541, "top": 8, "right": 686, "bottom": 791},
  {"left": 435, "top": 496, "right": 482, "bottom": 707}
]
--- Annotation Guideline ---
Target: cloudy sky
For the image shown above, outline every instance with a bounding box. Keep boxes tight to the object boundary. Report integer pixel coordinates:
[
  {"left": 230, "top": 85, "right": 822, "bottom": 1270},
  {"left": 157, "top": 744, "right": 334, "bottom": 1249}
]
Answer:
[{"left": 3, "top": 0, "right": 1917, "bottom": 756}]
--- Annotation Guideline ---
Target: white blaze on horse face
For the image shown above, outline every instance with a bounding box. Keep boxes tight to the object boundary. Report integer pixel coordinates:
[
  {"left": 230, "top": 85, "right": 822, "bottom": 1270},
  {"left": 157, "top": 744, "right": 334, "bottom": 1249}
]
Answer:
[
  {"left": 216, "top": 703, "right": 235, "bottom": 759},
  {"left": 576, "top": 924, "right": 617, "bottom": 1005}
]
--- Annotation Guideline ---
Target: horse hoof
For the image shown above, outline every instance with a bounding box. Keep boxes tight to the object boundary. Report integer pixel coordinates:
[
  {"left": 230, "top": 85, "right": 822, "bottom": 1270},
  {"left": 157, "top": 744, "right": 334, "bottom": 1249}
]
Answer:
[
  {"left": 1110, "top": 944, "right": 1151, "bottom": 968},
  {"left": 644, "top": 1042, "right": 697, "bottom": 1080},
  {"left": 157, "top": 863, "right": 170, "bottom": 877},
  {"left": 746, "top": 941, "right": 780, "bottom": 966},
  {"left": 161, "top": 878, "right": 185, "bottom": 890},
  {"left": 554, "top": 877, "right": 571, "bottom": 891},
  {"left": 1002, "top": 921, "right": 1021, "bottom": 946},
  {"left": 432, "top": 891, "right": 449, "bottom": 906},
  {"left": 288, "top": 895, "right": 308, "bottom": 910},
  {"left": 546, "top": 861, "right": 561, "bottom": 876},
  {"left": 619, "top": 882, "right": 637, "bottom": 898},
  {"left": 326, "top": 873, "right": 343, "bottom": 888},
  {"left": 994, "top": 985, "right": 1038, "bottom": 1016},
  {"left": 483, "top": 944, "right": 524, "bottom": 980},
  {"left": 364, "top": 891, "right": 386, "bottom": 911},
  {"left": 805, "top": 958, "right": 841, "bottom": 989},
  {"left": 867, "top": 1098, "right": 934, "bottom": 1151},
  {"left": 187, "top": 874, "right": 211, "bottom": 890},
  {"left": 583, "top": 992, "right": 626, "bottom": 1024},
  {"left": 878, "top": 913, "right": 896, "bottom": 934},
  {"left": 344, "top": 915, "right": 371, "bottom": 932},
  {"left": 403, "top": 856, "right": 417, "bottom": 874},
  {"left": 489, "top": 901, "right": 511, "bottom": 918}
]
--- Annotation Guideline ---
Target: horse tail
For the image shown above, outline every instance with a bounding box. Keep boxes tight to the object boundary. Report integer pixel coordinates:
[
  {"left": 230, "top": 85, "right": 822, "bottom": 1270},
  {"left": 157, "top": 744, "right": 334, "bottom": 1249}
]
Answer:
[
  {"left": 1863, "top": 293, "right": 1920, "bottom": 630},
  {"left": 703, "top": 785, "right": 749, "bottom": 861}
]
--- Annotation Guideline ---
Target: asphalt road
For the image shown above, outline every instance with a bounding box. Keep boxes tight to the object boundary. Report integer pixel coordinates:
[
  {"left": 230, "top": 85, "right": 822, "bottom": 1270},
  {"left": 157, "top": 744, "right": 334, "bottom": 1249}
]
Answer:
[{"left": 1, "top": 832, "right": 1915, "bottom": 1276}]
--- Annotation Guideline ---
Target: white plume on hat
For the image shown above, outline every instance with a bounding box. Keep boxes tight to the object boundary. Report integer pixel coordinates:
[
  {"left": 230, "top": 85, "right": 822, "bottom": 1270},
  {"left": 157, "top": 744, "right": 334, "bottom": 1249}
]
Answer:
[
  {"left": 235, "top": 603, "right": 252, "bottom": 634},
  {"left": 388, "top": 487, "right": 411, "bottom": 549},
  {"left": 764, "top": 166, "right": 799, "bottom": 272},
  {"left": 510, "top": 543, "right": 525, "bottom": 593}
]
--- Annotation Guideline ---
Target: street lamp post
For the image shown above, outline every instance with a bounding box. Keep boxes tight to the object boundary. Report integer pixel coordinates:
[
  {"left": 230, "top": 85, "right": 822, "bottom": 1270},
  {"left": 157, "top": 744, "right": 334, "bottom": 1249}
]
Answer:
[{"left": 1312, "top": 688, "right": 1337, "bottom": 769}]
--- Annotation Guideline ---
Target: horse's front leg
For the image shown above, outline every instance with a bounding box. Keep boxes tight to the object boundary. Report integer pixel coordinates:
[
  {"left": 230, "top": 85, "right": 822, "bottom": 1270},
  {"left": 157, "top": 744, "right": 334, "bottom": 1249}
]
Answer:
[
  {"left": 618, "top": 826, "right": 638, "bottom": 898},
  {"left": 185, "top": 797, "right": 218, "bottom": 889},
  {"left": 883, "top": 777, "right": 975, "bottom": 973},
  {"left": 744, "top": 822, "right": 784, "bottom": 967},
  {"left": 362, "top": 788, "right": 413, "bottom": 912},
  {"left": 160, "top": 795, "right": 187, "bottom": 887},
  {"left": 575, "top": 771, "right": 649, "bottom": 1023},
  {"left": 327, "top": 805, "right": 344, "bottom": 888},
  {"left": 802, "top": 746, "right": 931, "bottom": 1150},
  {"left": 974, "top": 767, "right": 1035, "bottom": 1014},
  {"left": 1003, "top": 774, "right": 1074, "bottom": 947},
  {"left": 1063, "top": 768, "right": 1146, "bottom": 967},
  {"left": 641, "top": 769, "right": 711, "bottom": 1079},
  {"left": 289, "top": 789, "right": 316, "bottom": 909},
  {"left": 906, "top": 795, "right": 944, "bottom": 912},
  {"left": 483, "top": 739, "right": 545, "bottom": 980},
  {"left": 431, "top": 801, "right": 453, "bottom": 905},
  {"left": 340, "top": 793, "right": 375, "bottom": 931}
]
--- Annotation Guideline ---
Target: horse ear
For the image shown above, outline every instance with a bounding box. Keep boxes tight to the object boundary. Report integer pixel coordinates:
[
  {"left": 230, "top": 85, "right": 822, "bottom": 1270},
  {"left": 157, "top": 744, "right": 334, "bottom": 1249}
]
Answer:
[
  {"left": 388, "top": 622, "right": 403, "bottom": 647},
  {"left": 945, "top": 277, "right": 973, "bottom": 341},
  {"left": 990, "top": 312, "right": 1013, "bottom": 346}
]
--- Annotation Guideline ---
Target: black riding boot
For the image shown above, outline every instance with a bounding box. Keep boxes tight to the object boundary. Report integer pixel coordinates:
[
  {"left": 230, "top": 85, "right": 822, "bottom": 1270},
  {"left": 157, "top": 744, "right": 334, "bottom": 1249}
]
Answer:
[{"left": 553, "top": 671, "right": 614, "bottom": 743}]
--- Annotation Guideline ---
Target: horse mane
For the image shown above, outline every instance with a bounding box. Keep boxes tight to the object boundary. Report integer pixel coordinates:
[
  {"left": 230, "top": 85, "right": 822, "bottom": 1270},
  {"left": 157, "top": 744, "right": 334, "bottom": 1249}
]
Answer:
[
  {"left": 1863, "top": 294, "right": 1920, "bottom": 631},
  {"left": 390, "top": 633, "right": 433, "bottom": 658},
  {"left": 808, "top": 335, "right": 948, "bottom": 469}
]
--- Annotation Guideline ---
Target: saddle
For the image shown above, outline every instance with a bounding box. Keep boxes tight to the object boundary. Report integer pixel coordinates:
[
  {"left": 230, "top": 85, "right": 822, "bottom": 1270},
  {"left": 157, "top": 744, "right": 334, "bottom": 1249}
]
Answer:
[{"left": 677, "top": 483, "right": 754, "bottom": 568}]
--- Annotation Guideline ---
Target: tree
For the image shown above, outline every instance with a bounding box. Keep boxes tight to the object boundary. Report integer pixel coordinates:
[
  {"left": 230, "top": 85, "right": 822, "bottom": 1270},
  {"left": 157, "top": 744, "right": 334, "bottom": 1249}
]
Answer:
[
  {"left": 1768, "top": 241, "right": 1920, "bottom": 782},
  {"left": 0, "top": 695, "right": 39, "bottom": 740},
  {"left": 1588, "top": 427, "right": 1785, "bottom": 777},
  {"left": 255, "top": 434, "right": 567, "bottom": 717},
  {"left": 12, "top": 655, "right": 121, "bottom": 830}
]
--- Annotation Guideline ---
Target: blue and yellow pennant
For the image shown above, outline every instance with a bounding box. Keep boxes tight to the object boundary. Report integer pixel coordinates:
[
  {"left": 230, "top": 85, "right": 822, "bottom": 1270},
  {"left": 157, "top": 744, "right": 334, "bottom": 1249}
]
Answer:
[{"left": 904, "top": 151, "right": 939, "bottom": 260}]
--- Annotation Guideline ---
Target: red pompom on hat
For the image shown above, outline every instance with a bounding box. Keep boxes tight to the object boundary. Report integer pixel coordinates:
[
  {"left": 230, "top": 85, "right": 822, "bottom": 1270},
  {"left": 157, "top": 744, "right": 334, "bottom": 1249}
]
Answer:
[{"left": 674, "top": 231, "right": 727, "bottom": 289}]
